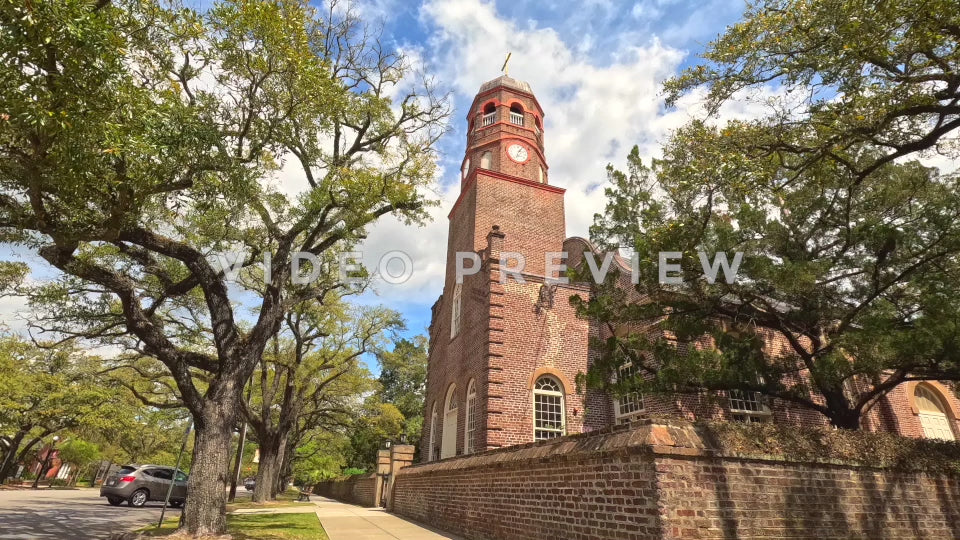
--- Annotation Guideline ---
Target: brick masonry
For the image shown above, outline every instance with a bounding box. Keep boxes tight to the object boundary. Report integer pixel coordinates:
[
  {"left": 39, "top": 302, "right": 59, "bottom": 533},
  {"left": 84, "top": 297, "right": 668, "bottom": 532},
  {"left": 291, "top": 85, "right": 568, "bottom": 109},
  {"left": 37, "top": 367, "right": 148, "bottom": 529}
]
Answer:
[
  {"left": 390, "top": 419, "right": 960, "bottom": 540},
  {"left": 421, "top": 75, "right": 960, "bottom": 465},
  {"left": 312, "top": 473, "right": 377, "bottom": 508}
]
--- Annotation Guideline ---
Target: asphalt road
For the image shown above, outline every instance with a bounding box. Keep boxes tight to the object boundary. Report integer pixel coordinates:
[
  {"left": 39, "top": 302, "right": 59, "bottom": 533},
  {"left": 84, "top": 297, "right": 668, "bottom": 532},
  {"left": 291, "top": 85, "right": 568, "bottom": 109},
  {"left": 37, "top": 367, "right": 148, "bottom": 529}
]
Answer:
[{"left": 0, "top": 487, "right": 183, "bottom": 540}]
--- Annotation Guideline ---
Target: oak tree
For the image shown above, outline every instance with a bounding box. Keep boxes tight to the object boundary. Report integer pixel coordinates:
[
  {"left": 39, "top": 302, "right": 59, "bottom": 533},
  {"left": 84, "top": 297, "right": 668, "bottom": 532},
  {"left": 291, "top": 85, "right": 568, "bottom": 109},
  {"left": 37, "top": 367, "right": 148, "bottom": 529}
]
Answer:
[{"left": 0, "top": 0, "right": 447, "bottom": 533}]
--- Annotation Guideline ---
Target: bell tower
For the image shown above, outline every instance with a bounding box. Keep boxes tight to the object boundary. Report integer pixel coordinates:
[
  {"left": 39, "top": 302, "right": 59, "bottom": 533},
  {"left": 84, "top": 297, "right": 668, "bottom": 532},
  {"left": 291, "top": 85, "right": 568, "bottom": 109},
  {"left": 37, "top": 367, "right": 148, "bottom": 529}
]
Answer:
[
  {"left": 447, "top": 75, "right": 566, "bottom": 277},
  {"left": 460, "top": 76, "right": 548, "bottom": 186},
  {"left": 422, "top": 74, "right": 589, "bottom": 461}
]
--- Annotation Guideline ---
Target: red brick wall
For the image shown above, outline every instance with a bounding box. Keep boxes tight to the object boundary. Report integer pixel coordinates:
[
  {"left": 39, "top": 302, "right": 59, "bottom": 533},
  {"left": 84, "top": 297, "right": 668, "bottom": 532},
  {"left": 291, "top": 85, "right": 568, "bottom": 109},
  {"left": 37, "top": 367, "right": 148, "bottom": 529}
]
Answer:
[
  {"left": 313, "top": 474, "right": 377, "bottom": 507},
  {"left": 394, "top": 420, "right": 960, "bottom": 540}
]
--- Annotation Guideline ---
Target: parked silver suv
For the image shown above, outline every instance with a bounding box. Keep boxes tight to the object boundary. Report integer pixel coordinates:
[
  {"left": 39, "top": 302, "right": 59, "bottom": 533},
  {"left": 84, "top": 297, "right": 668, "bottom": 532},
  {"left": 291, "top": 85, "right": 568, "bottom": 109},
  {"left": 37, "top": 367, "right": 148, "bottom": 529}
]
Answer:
[{"left": 99, "top": 464, "right": 188, "bottom": 508}]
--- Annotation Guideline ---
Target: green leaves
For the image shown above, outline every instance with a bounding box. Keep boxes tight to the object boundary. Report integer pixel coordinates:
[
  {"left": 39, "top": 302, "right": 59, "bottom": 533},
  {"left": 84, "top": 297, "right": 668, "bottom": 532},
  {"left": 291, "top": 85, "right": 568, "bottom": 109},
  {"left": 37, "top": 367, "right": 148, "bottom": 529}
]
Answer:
[
  {"left": 664, "top": 0, "right": 960, "bottom": 182},
  {"left": 585, "top": 1, "right": 960, "bottom": 428}
]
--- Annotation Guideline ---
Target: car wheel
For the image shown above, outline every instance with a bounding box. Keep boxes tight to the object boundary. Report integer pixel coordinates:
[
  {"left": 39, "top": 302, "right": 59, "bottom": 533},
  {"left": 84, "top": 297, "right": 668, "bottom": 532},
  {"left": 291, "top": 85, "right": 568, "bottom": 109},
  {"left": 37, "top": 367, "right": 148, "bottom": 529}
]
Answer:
[
  {"left": 107, "top": 496, "right": 124, "bottom": 506},
  {"left": 128, "top": 489, "right": 149, "bottom": 508},
  {"left": 170, "top": 500, "right": 183, "bottom": 508}
]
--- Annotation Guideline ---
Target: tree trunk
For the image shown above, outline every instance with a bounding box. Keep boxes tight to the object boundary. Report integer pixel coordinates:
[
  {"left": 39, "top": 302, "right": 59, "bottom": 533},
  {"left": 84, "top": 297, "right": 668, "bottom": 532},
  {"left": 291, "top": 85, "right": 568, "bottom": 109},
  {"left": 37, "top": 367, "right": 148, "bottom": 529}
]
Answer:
[
  {"left": 252, "top": 434, "right": 280, "bottom": 503},
  {"left": 822, "top": 386, "right": 862, "bottom": 430},
  {"left": 182, "top": 399, "right": 237, "bottom": 536},
  {"left": 0, "top": 430, "right": 26, "bottom": 483},
  {"left": 277, "top": 438, "right": 295, "bottom": 493},
  {"left": 270, "top": 436, "right": 287, "bottom": 499},
  {"left": 829, "top": 409, "right": 862, "bottom": 430}
]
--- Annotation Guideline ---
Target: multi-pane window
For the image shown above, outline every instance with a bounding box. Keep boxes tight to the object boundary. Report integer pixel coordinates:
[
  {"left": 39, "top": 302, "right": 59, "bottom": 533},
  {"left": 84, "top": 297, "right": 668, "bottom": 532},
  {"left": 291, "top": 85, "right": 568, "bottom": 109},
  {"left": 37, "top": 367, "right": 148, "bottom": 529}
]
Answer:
[
  {"left": 614, "top": 363, "right": 644, "bottom": 424},
  {"left": 450, "top": 283, "right": 462, "bottom": 339},
  {"left": 729, "top": 389, "right": 769, "bottom": 423},
  {"left": 465, "top": 381, "right": 477, "bottom": 454},
  {"left": 533, "top": 376, "right": 565, "bottom": 441}
]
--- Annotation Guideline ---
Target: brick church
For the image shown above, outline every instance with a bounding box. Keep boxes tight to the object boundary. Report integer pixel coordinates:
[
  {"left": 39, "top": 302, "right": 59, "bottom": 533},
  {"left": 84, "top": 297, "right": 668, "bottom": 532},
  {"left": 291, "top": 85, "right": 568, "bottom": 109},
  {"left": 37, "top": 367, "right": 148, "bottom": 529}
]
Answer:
[{"left": 420, "top": 75, "right": 960, "bottom": 462}]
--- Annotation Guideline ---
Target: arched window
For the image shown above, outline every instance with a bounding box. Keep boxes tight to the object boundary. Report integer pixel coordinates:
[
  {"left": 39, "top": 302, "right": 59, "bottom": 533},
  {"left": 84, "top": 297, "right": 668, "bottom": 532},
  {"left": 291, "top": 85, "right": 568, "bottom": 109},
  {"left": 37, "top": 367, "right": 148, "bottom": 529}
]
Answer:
[
  {"left": 441, "top": 385, "right": 458, "bottom": 458},
  {"left": 450, "top": 283, "right": 462, "bottom": 339},
  {"left": 481, "top": 102, "right": 496, "bottom": 126},
  {"left": 509, "top": 103, "right": 524, "bottom": 126},
  {"left": 480, "top": 151, "right": 492, "bottom": 170},
  {"left": 534, "top": 115, "right": 542, "bottom": 133},
  {"left": 428, "top": 402, "right": 438, "bottom": 462},
  {"left": 915, "top": 385, "right": 956, "bottom": 441},
  {"left": 538, "top": 165, "right": 544, "bottom": 183},
  {"left": 533, "top": 375, "right": 565, "bottom": 441},
  {"left": 465, "top": 380, "right": 478, "bottom": 454},
  {"left": 462, "top": 158, "right": 470, "bottom": 180}
]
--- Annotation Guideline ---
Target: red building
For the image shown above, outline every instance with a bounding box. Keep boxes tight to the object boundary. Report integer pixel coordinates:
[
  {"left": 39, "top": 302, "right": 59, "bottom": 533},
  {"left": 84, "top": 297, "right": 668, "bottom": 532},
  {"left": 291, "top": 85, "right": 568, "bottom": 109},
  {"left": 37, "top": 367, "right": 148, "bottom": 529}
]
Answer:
[{"left": 420, "top": 75, "right": 960, "bottom": 462}]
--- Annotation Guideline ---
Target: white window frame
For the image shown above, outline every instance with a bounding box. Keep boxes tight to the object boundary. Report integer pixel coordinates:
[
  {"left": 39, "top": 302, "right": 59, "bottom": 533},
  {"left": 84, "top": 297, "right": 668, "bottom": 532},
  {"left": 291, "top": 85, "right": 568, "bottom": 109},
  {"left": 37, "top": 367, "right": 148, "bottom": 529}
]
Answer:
[
  {"left": 533, "top": 375, "right": 566, "bottom": 441},
  {"left": 450, "top": 283, "right": 462, "bottom": 339},
  {"left": 427, "top": 403, "right": 438, "bottom": 462},
  {"left": 728, "top": 388, "right": 771, "bottom": 424},
  {"left": 613, "top": 362, "right": 644, "bottom": 424},
  {"left": 465, "top": 380, "right": 477, "bottom": 454}
]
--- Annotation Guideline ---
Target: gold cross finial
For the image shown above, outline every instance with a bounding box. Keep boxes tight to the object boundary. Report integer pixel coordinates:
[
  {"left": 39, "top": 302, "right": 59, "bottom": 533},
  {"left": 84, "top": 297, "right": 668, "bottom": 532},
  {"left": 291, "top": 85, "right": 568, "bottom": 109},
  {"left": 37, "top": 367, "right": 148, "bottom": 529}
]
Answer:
[{"left": 500, "top": 52, "right": 512, "bottom": 77}]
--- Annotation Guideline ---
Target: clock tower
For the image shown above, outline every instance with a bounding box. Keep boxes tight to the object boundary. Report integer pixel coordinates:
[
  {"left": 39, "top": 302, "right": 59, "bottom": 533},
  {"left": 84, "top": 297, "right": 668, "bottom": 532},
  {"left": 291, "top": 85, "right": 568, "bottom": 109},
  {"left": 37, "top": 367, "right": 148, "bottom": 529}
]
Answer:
[
  {"left": 460, "top": 75, "right": 548, "bottom": 187},
  {"left": 422, "top": 74, "right": 591, "bottom": 461},
  {"left": 447, "top": 75, "right": 566, "bottom": 277}
]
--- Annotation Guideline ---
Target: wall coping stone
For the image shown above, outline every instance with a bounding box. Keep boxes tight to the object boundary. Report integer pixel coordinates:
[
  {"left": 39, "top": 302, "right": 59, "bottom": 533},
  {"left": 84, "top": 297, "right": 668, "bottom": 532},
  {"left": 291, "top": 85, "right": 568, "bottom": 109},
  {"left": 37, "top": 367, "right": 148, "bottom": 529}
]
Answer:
[{"left": 398, "top": 416, "right": 960, "bottom": 476}]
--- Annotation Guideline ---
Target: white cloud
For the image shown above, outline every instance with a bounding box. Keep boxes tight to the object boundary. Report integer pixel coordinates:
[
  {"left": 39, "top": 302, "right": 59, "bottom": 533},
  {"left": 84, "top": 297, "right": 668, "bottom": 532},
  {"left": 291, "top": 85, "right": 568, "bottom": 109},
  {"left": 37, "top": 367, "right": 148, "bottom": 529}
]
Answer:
[
  {"left": 330, "top": 0, "right": 781, "bottom": 317},
  {"left": 358, "top": 0, "right": 699, "bottom": 307}
]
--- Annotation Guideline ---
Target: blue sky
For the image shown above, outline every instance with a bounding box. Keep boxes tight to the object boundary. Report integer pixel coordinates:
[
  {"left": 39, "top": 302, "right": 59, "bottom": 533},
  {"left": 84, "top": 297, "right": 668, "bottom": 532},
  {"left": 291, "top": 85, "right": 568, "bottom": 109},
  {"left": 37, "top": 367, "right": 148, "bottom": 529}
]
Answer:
[
  {"left": 1, "top": 0, "right": 761, "bottom": 371},
  {"left": 351, "top": 0, "right": 755, "bottom": 341}
]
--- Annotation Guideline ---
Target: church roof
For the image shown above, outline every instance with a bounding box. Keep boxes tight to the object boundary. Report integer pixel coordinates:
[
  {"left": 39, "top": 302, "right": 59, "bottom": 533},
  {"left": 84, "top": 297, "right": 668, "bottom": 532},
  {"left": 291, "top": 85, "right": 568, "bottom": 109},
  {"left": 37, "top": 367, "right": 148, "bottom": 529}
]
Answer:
[{"left": 478, "top": 75, "right": 533, "bottom": 95}]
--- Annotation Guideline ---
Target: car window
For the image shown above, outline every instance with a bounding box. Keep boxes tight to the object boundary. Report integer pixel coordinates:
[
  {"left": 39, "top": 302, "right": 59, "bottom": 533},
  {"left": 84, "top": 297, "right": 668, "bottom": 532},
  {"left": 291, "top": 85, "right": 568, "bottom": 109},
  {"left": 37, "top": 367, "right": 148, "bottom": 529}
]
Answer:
[
  {"left": 149, "top": 468, "right": 173, "bottom": 480},
  {"left": 117, "top": 466, "right": 138, "bottom": 475},
  {"left": 174, "top": 471, "right": 188, "bottom": 482}
]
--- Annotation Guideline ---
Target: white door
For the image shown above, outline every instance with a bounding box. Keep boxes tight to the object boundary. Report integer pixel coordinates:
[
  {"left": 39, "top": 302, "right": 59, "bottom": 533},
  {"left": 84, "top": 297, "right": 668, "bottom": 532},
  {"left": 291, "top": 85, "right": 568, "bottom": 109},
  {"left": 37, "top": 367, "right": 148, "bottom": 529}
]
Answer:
[{"left": 920, "top": 412, "right": 956, "bottom": 441}]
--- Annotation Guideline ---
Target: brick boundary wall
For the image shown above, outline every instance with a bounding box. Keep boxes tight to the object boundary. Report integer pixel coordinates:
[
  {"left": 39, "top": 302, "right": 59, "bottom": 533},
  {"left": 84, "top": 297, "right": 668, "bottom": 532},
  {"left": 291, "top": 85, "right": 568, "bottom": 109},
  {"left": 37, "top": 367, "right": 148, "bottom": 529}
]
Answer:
[
  {"left": 313, "top": 473, "right": 377, "bottom": 507},
  {"left": 388, "top": 418, "right": 960, "bottom": 540}
]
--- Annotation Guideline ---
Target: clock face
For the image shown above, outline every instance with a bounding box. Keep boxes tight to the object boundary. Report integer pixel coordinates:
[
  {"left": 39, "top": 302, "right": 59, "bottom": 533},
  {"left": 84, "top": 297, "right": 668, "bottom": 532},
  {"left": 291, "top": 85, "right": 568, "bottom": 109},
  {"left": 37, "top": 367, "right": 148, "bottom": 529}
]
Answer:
[{"left": 507, "top": 143, "right": 529, "bottom": 163}]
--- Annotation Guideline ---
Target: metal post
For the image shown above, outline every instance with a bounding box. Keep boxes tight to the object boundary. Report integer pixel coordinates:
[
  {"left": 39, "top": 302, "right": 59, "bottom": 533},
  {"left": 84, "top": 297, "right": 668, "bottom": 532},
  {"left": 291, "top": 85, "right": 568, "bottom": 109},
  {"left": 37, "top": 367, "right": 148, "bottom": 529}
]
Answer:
[
  {"left": 228, "top": 420, "right": 247, "bottom": 502},
  {"left": 228, "top": 385, "right": 252, "bottom": 502},
  {"left": 158, "top": 420, "right": 192, "bottom": 529}
]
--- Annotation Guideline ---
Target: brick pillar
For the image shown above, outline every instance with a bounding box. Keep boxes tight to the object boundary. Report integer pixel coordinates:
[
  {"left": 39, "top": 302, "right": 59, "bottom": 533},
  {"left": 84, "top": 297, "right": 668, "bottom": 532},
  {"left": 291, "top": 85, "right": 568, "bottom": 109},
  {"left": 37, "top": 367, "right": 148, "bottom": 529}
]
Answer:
[
  {"left": 385, "top": 444, "right": 415, "bottom": 512},
  {"left": 485, "top": 225, "right": 507, "bottom": 451},
  {"left": 374, "top": 448, "right": 391, "bottom": 507}
]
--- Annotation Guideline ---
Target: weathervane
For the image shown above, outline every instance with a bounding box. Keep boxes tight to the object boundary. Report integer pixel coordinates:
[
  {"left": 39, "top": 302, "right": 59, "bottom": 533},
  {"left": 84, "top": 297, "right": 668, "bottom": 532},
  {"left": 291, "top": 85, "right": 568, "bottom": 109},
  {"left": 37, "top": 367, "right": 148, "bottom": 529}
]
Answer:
[{"left": 501, "top": 52, "right": 512, "bottom": 77}]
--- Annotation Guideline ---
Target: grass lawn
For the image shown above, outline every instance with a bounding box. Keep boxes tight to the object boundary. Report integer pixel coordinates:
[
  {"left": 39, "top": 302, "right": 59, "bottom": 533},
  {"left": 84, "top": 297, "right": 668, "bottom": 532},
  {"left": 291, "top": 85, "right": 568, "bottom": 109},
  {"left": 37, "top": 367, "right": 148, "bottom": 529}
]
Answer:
[
  {"left": 225, "top": 489, "right": 310, "bottom": 512},
  {"left": 139, "top": 512, "right": 329, "bottom": 540}
]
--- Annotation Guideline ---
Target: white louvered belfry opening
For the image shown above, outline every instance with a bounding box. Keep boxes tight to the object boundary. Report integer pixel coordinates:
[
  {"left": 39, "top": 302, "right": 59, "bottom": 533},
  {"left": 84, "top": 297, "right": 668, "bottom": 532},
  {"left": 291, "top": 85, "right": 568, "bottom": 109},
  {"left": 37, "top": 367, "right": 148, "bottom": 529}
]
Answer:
[{"left": 533, "top": 376, "right": 565, "bottom": 441}]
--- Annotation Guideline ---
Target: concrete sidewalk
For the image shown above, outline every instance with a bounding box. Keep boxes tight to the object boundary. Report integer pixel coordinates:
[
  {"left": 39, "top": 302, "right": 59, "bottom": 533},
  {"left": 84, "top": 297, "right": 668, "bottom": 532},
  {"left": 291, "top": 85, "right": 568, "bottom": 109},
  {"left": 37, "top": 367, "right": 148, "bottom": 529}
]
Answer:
[{"left": 312, "top": 497, "right": 461, "bottom": 540}]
